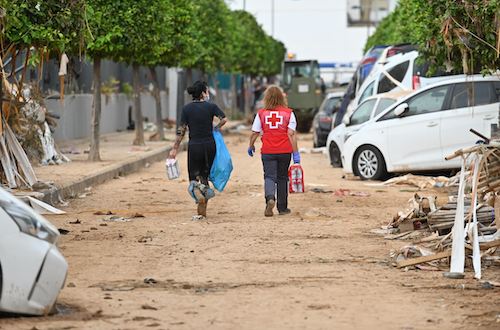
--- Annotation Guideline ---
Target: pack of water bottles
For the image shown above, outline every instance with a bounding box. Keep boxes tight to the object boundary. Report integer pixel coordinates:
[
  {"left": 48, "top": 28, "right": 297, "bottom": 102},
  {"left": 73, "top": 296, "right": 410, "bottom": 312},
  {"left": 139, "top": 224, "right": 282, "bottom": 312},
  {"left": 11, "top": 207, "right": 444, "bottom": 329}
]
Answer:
[
  {"left": 166, "top": 158, "right": 180, "bottom": 180},
  {"left": 288, "top": 164, "right": 304, "bottom": 193}
]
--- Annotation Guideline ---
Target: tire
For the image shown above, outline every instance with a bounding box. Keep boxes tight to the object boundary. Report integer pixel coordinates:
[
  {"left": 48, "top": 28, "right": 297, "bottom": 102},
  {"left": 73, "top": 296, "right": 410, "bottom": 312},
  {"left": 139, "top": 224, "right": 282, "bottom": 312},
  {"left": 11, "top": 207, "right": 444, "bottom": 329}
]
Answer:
[
  {"left": 313, "top": 129, "right": 319, "bottom": 148},
  {"left": 329, "top": 142, "right": 342, "bottom": 168},
  {"left": 354, "top": 146, "right": 387, "bottom": 180}
]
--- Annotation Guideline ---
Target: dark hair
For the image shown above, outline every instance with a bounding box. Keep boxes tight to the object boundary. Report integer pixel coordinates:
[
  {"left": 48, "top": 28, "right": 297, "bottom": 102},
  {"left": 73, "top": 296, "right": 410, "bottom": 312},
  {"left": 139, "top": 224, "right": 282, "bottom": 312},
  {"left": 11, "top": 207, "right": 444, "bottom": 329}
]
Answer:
[{"left": 187, "top": 81, "right": 208, "bottom": 100}]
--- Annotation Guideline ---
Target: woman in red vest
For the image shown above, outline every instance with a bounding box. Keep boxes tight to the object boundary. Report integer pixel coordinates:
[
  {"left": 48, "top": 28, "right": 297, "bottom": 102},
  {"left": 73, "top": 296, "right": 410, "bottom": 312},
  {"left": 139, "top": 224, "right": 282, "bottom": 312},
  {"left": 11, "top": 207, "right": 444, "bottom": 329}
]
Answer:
[{"left": 248, "top": 85, "right": 300, "bottom": 216}]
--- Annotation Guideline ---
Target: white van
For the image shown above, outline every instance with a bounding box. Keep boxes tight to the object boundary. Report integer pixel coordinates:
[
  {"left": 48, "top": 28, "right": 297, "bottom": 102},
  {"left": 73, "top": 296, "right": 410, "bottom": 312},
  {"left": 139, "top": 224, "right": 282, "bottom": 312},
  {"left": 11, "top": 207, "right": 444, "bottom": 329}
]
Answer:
[{"left": 344, "top": 47, "right": 462, "bottom": 122}]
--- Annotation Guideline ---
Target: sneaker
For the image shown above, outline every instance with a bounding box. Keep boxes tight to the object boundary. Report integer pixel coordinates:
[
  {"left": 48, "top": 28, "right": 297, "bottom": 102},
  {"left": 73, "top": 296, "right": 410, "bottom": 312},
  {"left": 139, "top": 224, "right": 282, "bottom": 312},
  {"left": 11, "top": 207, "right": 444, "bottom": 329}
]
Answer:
[
  {"left": 205, "top": 187, "right": 215, "bottom": 200},
  {"left": 265, "top": 200, "right": 275, "bottom": 217},
  {"left": 279, "top": 208, "right": 291, "bottom": 215}
]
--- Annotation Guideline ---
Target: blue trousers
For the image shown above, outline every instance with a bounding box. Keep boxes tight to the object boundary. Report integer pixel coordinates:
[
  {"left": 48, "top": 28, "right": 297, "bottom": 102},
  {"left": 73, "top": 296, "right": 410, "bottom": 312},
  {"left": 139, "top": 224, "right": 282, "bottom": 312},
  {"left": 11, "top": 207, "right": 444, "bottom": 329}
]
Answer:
[{"left": 261, "top": 153, "right": 291, "bottom": 212}]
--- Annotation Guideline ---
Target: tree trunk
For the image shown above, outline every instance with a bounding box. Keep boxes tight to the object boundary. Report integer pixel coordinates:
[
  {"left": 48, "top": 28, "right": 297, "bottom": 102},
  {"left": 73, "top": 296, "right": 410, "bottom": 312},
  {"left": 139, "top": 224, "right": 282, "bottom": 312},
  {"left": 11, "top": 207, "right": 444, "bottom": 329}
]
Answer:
[
  {"left": 245, "top": 74, "right": 252, "bottom": 116},
  {"left": 231, "top": 74, "right": 237, "bottom": 119},
  {"left": 187, "top": 67, "right": 193, "bottom": 88},
  {"left": 88, "top": 55, "right": 102, "bottom": 161},
  {"left": 132, "top": 62, "right": 145, "bottom": 145},
  {"left": 239, "top": 75, "right": 245, "bottom": 115},
  {"left": 150, "top": 66, "right": 164, "bottom": 141}
]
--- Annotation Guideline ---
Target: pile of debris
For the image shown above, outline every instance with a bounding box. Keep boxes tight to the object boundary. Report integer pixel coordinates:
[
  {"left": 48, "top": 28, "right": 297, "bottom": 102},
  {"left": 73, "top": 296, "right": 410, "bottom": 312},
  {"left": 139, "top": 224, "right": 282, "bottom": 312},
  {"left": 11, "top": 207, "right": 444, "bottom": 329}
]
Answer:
[{"left": 381, "top": 141, "right": 500, "bottom": 276}]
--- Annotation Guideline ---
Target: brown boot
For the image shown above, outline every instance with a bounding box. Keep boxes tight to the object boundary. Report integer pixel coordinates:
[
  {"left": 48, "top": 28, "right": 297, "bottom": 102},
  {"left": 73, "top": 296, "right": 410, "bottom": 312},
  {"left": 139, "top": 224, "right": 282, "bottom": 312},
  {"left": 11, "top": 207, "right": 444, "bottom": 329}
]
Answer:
[
  {"left": 265, "top": 199, "right": 275, "bottom": 217},
  {"left": 193, "top": 186, "right": 206, "bottom": 217}
]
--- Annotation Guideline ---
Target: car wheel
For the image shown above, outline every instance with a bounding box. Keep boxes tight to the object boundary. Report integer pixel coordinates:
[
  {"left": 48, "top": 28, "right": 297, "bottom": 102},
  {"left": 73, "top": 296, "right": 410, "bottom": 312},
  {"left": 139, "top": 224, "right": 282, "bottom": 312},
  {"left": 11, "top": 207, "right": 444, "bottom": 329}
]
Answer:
[
  {"left": 329, "top": 142, "right": 342, "bottom": 168},
  {"left": 313, "top": 130, "right": 319, "bottom": 148},
  {"left": 354, "top": 146, "right": 387, "bottom": 180}
]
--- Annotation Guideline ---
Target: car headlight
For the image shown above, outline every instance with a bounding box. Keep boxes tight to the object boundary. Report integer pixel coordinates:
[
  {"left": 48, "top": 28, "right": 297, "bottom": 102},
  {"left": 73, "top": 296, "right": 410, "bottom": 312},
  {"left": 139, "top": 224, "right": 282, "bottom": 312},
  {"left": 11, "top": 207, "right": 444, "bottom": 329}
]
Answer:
[
  {"left": 344, "top": 129, "right": 359, "bottom": 142},
  {"left": 1, "top": 201, "right": 59, "bottom": 244}
]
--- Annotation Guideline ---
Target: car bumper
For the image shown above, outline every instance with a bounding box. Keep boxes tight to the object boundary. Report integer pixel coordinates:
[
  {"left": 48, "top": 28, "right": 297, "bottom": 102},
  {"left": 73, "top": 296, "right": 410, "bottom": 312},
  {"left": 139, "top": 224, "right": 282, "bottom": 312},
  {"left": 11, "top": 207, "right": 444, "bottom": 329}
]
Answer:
[
  {"left": 342, "top": 141, "right": 355, "bottom": 174},
  {"left": 0, "top": 236, "right": 68, "bottom": 316}
]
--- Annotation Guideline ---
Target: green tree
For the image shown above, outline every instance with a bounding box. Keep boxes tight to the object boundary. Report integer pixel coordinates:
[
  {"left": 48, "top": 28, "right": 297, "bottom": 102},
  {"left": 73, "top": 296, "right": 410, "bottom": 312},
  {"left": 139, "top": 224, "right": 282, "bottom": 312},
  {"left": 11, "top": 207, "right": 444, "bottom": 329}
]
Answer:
[{"left": 148, "top": 1, "right": 198, "bottom": 141}]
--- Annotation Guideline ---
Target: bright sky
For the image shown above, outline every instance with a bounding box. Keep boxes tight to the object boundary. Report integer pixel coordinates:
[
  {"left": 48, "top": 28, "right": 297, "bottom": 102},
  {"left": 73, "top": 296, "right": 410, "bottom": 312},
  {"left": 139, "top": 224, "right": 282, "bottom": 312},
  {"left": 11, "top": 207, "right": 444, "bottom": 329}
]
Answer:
[{"left": 226, "top": 0, "right": 374, "bottom": 83}]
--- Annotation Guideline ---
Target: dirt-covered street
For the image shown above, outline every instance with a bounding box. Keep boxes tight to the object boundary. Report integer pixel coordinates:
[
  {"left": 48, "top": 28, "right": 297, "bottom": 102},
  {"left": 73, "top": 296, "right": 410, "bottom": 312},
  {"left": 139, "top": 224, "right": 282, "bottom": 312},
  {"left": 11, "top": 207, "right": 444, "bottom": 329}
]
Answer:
[{"left": 1, "top": 129, "right": 500, "bottom": 330}]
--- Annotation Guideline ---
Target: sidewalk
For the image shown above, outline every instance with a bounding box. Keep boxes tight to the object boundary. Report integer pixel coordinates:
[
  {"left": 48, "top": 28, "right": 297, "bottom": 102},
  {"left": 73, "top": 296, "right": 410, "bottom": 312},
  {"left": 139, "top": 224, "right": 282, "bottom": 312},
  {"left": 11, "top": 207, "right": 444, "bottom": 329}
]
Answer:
[
  {"left": 29, "top": 121, "right": 244, "bottom": 204},
  {"left": 31, "top": 129, "right": 179, "bottom": 204}
]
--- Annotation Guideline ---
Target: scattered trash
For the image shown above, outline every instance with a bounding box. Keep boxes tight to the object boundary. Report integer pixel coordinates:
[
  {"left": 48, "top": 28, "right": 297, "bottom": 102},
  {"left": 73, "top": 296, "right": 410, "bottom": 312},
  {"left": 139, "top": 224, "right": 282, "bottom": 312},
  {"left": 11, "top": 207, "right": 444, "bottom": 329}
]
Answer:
[
  {"left": 144, "top": 163, "right": 150, "bottom": 168},
  {"left": 191, "top": 215, "right": 204, "bottom": 221},
  {"left": 69, "top": 219, "right": 81, "bottom": 224},
  {"left": 366, "top": 173, "right": 452, "bottom": 189},
  {"left": 311, "top": 188, "right": 333, "bottom": 193},
  {"left": 138, "top": 236, "right": 152, "bottom": 242},
  {"left": 94, "top": 211, "right": 115, "bottom": 215},
  {"left": 58, "top": 228, "right": 70, "bottom": 235},
  {"left": 98, "top": 216, "right": 133, "bottom": 222},
  {"left": 27, "top": 196, "right": 66, "bottom": 215},
  {"left": 443, "top": 272, "right": 465, "bottom": 279},
  {"left": 142, "top": 304, "right": 158, "bottom": 310},
  {"left": 332, "top": 189, "right": 370, "bottom": 197}
]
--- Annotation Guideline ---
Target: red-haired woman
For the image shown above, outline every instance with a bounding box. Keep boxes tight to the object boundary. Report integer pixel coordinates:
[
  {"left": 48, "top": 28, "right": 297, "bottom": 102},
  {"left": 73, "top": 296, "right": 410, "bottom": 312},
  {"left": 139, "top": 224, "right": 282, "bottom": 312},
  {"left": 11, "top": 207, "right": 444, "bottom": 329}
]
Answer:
[{"left": 248, "top": 85, "right": 300, "bottom": 217}]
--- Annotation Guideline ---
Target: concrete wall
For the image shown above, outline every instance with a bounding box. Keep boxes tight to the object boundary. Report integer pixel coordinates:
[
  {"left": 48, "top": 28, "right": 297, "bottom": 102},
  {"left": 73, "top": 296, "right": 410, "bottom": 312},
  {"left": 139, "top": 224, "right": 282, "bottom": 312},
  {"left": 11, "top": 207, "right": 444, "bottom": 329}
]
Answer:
[{"left": 46, "top": 91, "right": 171, "bottom": 142}]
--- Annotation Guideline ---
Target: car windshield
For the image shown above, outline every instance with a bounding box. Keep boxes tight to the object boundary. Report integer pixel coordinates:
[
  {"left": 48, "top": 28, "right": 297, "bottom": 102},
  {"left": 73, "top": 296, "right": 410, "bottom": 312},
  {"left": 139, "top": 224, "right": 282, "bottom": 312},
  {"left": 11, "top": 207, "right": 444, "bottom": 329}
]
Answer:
[
  {"left": 349, "top": 99, "right": 377, "bottom": 126},
  {"left": 284, "top": 63, "right": 312, "bottom": 86},
  {"left": 322, "top": 97, "right": 341, "bottom": 115}
]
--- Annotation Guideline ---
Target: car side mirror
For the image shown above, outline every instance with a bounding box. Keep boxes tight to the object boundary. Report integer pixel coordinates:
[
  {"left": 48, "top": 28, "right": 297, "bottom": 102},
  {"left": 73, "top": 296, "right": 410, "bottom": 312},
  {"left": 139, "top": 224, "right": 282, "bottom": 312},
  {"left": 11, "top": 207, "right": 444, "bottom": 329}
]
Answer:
[
  {"left": 342, "top": 116, "right": 350, "bottom": 125},
  {"left": 349, "top": 92, "right": 355, "bottom": 100},
  {"left": 394, "top": 103, "right": 408, "bottom": 116}
]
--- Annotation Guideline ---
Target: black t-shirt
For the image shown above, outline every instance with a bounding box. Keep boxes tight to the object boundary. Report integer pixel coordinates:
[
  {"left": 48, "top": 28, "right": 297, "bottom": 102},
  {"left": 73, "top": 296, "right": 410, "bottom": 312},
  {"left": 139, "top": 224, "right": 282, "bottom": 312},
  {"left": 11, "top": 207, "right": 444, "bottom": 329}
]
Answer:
[{"left": 179, "top": 101, "right": 226, "bottom": 144}]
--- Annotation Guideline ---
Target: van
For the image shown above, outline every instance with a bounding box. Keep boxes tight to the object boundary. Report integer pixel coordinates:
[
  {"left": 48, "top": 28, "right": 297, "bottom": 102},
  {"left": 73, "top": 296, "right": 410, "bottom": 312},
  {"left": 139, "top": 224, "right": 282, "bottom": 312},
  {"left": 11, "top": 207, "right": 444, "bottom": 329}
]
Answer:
[{"left": 333, "top": 45, "right": 462, "bottom": 127}]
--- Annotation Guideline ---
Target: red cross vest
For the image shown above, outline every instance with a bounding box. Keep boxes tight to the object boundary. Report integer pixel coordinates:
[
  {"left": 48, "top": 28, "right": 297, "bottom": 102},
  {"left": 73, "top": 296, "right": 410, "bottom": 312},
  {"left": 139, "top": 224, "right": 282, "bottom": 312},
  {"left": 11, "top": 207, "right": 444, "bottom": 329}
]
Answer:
[{"left": 258, "top": 106, "right": 293, "bottom": 154}]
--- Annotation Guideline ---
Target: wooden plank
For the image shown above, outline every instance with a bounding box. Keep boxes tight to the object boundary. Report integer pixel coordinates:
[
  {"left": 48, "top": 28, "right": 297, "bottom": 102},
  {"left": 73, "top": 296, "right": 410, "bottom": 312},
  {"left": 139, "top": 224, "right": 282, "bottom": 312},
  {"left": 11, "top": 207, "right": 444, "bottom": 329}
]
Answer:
[
  {"left": 495, "top": 196, "right": 500, "bottom": 231},
  {"left": 397, "top": 250, "right": 452, "bottom": 268}
]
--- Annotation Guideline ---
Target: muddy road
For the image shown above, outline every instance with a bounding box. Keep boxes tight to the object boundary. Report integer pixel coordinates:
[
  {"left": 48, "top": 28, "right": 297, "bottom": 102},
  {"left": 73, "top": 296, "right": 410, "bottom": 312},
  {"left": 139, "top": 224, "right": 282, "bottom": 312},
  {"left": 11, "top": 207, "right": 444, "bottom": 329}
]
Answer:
[{"left": 1, "top": 129, "right": 499, "bottom": 330}]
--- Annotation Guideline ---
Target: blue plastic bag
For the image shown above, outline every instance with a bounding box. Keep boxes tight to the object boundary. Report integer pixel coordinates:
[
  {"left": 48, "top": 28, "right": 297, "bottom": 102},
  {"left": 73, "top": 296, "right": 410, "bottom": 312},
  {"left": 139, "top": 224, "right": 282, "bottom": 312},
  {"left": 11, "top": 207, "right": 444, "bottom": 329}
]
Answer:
[{"left": 209, "top": 129, "right": 233, "bottom": 192}]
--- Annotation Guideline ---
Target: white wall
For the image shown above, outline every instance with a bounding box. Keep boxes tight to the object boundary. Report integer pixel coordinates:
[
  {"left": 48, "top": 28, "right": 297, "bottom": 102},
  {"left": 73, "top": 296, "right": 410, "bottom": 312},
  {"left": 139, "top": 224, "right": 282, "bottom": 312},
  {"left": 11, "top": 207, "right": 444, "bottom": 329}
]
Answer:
[{"left": 46, "top": 92, "right": 171, "bottom": 142}]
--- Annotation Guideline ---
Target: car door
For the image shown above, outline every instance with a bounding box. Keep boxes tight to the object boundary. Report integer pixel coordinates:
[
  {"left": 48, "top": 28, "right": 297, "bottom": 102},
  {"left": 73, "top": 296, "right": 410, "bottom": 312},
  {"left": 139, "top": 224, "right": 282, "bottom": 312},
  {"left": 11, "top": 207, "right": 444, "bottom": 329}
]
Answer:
[
  {"left": 383, "top": 85, "right": 450, "bottom": 170},
  {"left": 441, "top": 81, "right": 499, "bottom": 164}
]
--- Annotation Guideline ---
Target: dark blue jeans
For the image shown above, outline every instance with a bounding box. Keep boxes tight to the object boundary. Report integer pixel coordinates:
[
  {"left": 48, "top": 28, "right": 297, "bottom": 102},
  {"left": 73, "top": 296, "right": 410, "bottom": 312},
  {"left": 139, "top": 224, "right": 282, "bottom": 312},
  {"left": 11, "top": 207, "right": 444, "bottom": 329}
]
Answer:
[{"left": 261, "top": 153, "right": 291, "bottom": 212}]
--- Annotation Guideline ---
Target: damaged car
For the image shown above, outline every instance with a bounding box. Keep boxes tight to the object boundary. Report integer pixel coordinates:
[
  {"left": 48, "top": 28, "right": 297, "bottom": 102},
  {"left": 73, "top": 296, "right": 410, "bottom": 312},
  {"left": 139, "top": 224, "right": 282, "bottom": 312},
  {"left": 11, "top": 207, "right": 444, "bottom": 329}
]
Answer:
[
  {"left": 0, "top": 187, "right": 67, "bottom": 315},
  {"left": 342, "top": 75, "right": 500, "bottom": 180}
]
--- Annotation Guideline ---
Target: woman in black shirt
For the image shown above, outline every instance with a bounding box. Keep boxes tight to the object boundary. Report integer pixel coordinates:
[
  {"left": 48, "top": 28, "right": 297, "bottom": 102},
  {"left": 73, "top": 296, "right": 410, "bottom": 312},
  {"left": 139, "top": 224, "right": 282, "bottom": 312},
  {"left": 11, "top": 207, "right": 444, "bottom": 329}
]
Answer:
[{"left": 169, "top": 81, "right": 227, "bottom": 217}]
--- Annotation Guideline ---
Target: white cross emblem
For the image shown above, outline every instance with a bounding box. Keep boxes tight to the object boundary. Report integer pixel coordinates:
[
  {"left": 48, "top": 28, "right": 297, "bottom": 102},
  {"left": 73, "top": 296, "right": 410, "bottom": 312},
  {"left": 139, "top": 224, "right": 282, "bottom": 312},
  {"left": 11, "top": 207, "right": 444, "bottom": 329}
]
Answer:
[{"left": 265, "top": 111, "right": 283, "bottom": 129}]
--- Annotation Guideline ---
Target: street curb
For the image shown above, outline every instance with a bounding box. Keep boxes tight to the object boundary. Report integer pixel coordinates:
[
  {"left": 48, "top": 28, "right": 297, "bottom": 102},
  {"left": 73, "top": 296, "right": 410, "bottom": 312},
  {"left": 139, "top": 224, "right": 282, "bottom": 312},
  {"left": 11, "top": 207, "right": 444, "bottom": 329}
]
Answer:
[
  {"left": 42, "top": 143, "right": 185, "bottom": 205},
  {"left": 41, "top": 124, "right": 239, "bottom": 205}
]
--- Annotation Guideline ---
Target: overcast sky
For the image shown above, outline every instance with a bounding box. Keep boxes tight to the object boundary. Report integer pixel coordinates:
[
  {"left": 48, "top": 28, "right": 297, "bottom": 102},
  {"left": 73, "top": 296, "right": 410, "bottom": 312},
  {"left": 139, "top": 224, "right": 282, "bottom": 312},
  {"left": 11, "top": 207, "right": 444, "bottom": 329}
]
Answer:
[{"left": 227, "top": 0, "right": 371, "bottom": 65}]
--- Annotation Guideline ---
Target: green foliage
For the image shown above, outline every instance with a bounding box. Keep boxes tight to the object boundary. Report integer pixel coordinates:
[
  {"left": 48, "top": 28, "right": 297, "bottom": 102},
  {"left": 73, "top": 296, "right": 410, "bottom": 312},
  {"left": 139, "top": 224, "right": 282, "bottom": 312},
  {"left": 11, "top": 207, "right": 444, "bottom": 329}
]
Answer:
[
  {"left": 367, "top": 0, "right": 500, "bottom": 75},
  {"left": 1, "top": 0, "right": 89, "bottom": 55},
  {"left": 121, "top": 82, "right": 133, "bottom": 99}
]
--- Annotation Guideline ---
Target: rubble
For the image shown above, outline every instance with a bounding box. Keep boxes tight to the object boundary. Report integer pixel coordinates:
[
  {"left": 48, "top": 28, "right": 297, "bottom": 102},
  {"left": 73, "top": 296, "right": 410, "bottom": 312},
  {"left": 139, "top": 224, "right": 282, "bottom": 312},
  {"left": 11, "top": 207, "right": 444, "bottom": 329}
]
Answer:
[{"left": 375, "top": 140, "right": 500, "bottom": 276}]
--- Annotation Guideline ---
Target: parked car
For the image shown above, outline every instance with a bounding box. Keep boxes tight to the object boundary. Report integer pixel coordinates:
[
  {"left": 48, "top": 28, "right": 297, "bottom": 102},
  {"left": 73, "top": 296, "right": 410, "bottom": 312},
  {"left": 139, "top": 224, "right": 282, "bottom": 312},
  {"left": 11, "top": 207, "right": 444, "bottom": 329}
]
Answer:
[
  {"left": 312, "top": 91, "right": 343, "bottom": 147},
  {"left": 333, "top": 44, "right": 460, "bottom": 128},
  {"left": 0, "top": 187, "right": 67, "bottom": 315},
  {"left": 326, "top": 90, "right": 415, "bottom": 167},
  {"left": 330, "top": 45, "right": 389, "bottom": 130},
  {"left": 342, "top": 75, "right": 500, "bottom": 180},
  {"left": 357, "top": 45, "right": 389, "bottom": 86}
]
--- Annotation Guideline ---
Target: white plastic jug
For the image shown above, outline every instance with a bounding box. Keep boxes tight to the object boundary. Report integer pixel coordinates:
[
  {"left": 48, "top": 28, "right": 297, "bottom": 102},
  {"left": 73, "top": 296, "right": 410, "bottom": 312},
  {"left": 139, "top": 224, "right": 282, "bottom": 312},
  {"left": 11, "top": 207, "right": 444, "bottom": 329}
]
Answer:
[{"left": 166, "top": 158, "right": 180, "bottom": 180}]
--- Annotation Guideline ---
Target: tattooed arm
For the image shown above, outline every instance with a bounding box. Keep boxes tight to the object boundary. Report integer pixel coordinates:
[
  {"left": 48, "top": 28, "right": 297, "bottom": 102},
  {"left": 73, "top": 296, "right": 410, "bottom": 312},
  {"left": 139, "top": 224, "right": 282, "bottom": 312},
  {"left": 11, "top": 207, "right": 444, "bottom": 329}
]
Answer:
[{"left": 169, "top": 123, "right": 187, "bottom": 159}]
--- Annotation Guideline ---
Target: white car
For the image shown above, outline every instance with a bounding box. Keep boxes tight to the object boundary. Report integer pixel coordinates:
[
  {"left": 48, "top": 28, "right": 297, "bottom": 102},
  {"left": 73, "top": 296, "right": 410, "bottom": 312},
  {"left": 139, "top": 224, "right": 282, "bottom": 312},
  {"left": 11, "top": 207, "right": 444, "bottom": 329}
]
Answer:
[
  {"left": 326, "top": 90, "right": 415, "bottom": 167},
  {"left": 342, "top": 75, "right": 500, "bottom": 180},
  {"left": 343, "top": 47, "right": 461, "bottom": 125},
  {"left": 0, "top": 187, "right": 67, "bottom": 315}
]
